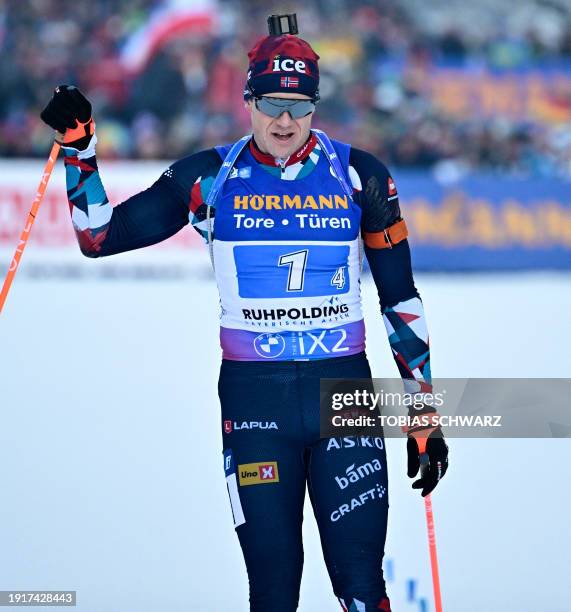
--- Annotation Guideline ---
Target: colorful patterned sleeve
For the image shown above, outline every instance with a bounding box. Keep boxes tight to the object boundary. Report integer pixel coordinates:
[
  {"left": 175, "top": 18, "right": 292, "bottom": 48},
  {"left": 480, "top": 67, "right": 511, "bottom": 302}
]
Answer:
[
  {"left": 349, "top": 147, "right": 431, "bottom": 392},
  {"left": 381, "top": 297, "right": 431, "bottom": 393},
  {"left": 63, "top": 139, "right": 222, "bottom": 257}
]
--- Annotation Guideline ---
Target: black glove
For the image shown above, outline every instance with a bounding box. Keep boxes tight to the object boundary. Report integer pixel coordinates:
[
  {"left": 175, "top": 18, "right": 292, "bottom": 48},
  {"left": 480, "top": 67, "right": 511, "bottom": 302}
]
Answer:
[
  {"left": 40, "top": 85, "right": 95, "bottom": 150},
  {"left": 407, "top": 408, "right": 449, "bottom": 497}
]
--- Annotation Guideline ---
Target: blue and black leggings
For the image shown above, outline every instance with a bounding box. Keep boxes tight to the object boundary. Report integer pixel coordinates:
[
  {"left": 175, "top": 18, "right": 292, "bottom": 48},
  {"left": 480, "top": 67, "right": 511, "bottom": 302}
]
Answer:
[{"left": 218, "top": 352, "right": 391, "bottom": 612}]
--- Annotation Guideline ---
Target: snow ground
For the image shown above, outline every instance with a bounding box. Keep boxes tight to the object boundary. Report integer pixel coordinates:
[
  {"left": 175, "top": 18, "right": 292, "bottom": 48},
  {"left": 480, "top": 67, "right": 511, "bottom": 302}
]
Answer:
[{"left": 0, "top": 249, "right": 569, "bottom": 611}]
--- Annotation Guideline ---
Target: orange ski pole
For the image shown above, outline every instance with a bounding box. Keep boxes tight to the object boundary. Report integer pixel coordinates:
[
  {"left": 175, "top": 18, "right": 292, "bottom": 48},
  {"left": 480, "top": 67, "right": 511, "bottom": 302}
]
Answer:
[
  {"left": 0, "top": 139, "right": 62, "bottom": 314},
  {"left": 417, "top": 436, "right": 443, "bottom": 612}
]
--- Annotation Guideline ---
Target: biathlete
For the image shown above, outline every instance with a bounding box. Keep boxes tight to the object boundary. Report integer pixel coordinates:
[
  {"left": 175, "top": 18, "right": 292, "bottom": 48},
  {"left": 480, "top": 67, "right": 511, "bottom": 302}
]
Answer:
[{"left": 40, "top": 14, "right": 448, "bottom": 612}]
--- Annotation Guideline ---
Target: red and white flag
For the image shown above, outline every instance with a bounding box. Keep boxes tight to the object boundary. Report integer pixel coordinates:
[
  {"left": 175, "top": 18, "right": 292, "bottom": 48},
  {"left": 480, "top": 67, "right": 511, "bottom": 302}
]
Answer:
[
  {"left": 388, "top": 176, "right": 397, "bottom": 196},
  {"left": 280, "top": 76, "right": 299, "bottom": 88}
]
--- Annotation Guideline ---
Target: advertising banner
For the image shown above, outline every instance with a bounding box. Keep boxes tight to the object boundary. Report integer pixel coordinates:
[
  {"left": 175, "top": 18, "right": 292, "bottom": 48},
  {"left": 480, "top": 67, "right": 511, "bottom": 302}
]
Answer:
[{"left": 1, "top": 161, "right": 570, "bottom": 271}]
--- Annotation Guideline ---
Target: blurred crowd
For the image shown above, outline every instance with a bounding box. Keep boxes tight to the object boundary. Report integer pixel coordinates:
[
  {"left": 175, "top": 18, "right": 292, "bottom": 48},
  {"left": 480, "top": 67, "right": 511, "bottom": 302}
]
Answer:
[{"left": 2, "top": 0, "right": 571, "bottom": 177}]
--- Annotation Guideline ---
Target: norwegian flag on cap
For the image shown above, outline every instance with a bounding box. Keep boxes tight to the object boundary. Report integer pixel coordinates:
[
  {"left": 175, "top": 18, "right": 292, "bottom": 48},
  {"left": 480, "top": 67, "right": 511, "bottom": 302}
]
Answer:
[
  {"left": 280, "top": 76, "right": 299, "bottom": 88},
  {"left": 244, "top": 34, "right": 320, "bottom": 100}
]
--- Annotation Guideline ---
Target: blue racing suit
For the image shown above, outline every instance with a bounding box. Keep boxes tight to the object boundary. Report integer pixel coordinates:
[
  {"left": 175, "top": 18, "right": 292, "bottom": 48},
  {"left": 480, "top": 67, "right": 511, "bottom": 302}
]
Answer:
[{"left": 62, "top": 129, "right": 431, "bottom": 611}]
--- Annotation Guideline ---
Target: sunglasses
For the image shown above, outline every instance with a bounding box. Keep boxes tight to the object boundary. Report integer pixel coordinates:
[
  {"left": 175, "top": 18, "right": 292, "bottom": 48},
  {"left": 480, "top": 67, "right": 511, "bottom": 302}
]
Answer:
[{"left": 254, "top": 96, "right": 317, "bottom": 119}]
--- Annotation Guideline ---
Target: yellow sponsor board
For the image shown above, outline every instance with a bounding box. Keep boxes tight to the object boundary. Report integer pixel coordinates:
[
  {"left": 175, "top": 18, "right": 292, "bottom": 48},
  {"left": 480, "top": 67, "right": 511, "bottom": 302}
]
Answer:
[
  {"left": 426, "top": 71, "right": 571, "bottom": 125},
  {"left": 406, "top": 194, "right": 571, "bottom": 247},
  {"left": 238, "top": 461, "right": 280, "bottom": 486}
]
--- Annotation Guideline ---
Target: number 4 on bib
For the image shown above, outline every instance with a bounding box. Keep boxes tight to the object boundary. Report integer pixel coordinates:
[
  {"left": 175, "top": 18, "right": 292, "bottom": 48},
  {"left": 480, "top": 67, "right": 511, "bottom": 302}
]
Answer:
[{"left": 331, "top": 266, "right": 346, "bottom": 290}]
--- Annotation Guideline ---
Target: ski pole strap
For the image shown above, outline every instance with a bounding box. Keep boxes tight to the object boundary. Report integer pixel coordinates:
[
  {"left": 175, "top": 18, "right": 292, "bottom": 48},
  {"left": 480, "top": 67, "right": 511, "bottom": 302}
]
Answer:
[
  {"left": 402, "top": 409, "right": 442, "bottom": 455},
  {"left": 311, "top": 128, "right": 353, "bottom": 199},
  {"left": 208, "top": 134, "right": 252, "bottom": 209}
]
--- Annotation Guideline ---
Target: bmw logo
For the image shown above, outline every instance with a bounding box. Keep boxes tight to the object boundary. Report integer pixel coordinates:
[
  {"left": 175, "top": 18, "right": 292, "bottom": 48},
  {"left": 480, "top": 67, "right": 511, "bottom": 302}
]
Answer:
[{"left": 253, "top": 333, "right": 286, "bottom": 359}]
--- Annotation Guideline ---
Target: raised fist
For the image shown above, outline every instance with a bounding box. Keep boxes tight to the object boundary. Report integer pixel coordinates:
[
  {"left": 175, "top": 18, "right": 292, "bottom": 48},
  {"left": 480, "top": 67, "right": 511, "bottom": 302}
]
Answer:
[{"left": 40, "top": 85, "right": 94, "bottom": 150}]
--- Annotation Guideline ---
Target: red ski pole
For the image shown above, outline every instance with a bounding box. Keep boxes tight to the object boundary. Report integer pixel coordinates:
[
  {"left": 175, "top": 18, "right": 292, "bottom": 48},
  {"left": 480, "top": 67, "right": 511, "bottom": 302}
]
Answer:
[
  {"left": 417, "top": 437, "right": 443, "bottom": 612},
  {"left": 0, "top": 140, "right": 61, "bottom": 313}
]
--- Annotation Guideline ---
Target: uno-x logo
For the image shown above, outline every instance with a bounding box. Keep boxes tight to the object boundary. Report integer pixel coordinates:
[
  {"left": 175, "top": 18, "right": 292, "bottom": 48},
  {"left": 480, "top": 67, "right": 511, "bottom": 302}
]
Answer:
[
  {"left": 272, "top": 57, "right": 307, "bottom": 73},
  {"left": 238, "top": 461, "right": 280, "bottom": 486},
  {"left": 260, "top": 465, "right": 276, "bottom": 480}
]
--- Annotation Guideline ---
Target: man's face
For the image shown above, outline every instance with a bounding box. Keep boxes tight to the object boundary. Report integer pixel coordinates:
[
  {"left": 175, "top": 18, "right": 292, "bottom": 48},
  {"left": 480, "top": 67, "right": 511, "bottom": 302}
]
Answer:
[{"left": 246, "top": 92, "right": 314, "bottom": 160}]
